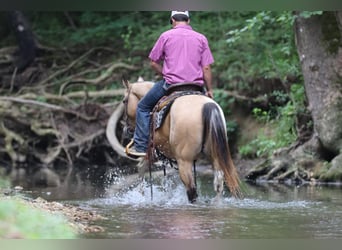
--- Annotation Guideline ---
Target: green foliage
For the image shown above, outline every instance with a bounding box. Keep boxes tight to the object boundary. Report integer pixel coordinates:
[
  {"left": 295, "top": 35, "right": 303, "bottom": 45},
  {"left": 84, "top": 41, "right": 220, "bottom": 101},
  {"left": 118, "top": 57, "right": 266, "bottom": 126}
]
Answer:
[
  {"left": 6, "top": 11, "right": 302, "bottom": 90},
  {"left": 1, "top": 173, "right": 74, "bottom": 239},
  {"left": 226, "top": 120, "right": 239, "bottom": 142},
  {"left": 213, "top": 89, "right": 238, "bottom": 136},
  {"left": 214, "top": 89, "right": 235, "bottom": 115},
  {"left": 239, "top": 84, "right": 306, "bottom": 157},
  {"left": 0, "top": 176, "right": 10, "bottom": 189},
  {"left": 0, "top": 197, "right": 76, "bottom": 239},
  {"left": 299, "top": 11, "right": 323, "bottom": 19},
  {"left": 36, "top": 95, "right": 47, "bottom": 103},
  {"left": 252, "top": 107, "right": 269, "bottom": 123},
  {"left": 240, "top": 134, "right": 278, "bottom": 158},
  {"left": 32, "top": 12, "right": 139, "bottom": 48},
  {"left": 20, "top": 11, "right": 301, "bottom": 87},
  {"left": 224, "top": 11, "right": 300, "bottom": 90}
]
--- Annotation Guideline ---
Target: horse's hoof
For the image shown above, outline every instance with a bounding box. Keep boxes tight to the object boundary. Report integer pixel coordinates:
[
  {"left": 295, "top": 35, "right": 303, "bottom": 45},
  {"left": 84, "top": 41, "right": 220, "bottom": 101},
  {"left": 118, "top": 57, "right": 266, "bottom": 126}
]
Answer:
[
  {"left": 190, "top": 198, "right": 197, "bottom": 204},
  {"left": 187, "top": 188, "right": 198, "bottom": 203}
]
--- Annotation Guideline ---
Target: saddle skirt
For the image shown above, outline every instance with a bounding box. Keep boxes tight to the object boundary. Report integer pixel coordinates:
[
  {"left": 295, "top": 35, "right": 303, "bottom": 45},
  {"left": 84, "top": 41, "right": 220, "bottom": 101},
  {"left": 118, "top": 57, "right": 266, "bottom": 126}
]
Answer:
[{"left": 152, "top": 83, "right": 205, "bottom": 129}]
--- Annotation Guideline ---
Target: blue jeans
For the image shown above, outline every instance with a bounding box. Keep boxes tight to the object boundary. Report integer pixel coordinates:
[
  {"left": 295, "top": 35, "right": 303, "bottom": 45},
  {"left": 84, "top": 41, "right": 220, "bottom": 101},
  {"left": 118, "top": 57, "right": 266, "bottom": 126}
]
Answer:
[{"left": 133, "top": 79, "right": 170, "bottom": 152}]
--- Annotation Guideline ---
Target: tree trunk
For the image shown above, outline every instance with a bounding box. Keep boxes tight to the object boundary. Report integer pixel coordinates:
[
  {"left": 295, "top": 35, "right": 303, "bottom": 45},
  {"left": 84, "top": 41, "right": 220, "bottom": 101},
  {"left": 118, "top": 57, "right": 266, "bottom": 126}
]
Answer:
[
  {"left": 246, "top": 11, "right": 342, "bottom": 183},
  {"left": 293, "top": 11, "right": 342, "bottom": 180},
  {"left": 8, "top": 11, "right": 37, "bottom": 71},
  {"left": 295, "top": 11, "right": 342, "bottom": 154}
]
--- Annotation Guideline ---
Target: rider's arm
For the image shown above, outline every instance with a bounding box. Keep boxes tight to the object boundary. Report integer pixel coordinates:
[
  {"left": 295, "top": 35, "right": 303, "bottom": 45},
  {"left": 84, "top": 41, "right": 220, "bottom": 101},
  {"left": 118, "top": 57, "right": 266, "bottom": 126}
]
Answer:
[
  {"left": 150, "top": 60, "right": 163, "bottom": 77},
  {"left": 203, "top": 65, "right": 213, "bottom": 98}
]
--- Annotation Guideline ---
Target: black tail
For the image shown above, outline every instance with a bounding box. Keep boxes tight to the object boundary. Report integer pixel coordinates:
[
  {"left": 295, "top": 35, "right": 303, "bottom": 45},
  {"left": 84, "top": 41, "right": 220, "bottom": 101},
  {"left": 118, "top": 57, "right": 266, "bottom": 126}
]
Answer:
[{"left": 202, "top": 102, "right": 241, "bottom": 197}]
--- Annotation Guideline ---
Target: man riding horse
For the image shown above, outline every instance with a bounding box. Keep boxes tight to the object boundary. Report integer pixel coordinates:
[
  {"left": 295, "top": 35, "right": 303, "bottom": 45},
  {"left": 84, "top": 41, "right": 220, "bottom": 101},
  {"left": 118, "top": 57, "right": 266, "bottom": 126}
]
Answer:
[{"left": 126, "top": 10, "right": 214, "bottom": 157}]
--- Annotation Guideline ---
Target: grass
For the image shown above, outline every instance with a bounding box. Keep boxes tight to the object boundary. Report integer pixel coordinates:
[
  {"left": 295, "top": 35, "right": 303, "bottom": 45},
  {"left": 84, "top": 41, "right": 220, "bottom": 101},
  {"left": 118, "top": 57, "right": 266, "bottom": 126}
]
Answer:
[{"left": 0, "top": 176, "right": 76, "bottom": 239}]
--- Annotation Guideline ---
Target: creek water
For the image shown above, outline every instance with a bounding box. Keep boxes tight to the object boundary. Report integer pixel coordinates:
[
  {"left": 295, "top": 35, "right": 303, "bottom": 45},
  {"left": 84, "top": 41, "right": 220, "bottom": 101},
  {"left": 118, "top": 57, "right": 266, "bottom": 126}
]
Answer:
[{"left": 26, "top": 167, "right": 342, "bottom": 239}]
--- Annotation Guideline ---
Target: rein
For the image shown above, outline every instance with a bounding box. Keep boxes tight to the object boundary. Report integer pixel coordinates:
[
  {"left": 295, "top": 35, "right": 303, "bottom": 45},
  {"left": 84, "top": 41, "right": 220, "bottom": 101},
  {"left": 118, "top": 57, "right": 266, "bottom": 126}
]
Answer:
[
  {"left": 123, "top": 85, "right": 154, "bottom": 200},
  {"left": 122, "top": 86, "right": 135, "bottom": 139}
]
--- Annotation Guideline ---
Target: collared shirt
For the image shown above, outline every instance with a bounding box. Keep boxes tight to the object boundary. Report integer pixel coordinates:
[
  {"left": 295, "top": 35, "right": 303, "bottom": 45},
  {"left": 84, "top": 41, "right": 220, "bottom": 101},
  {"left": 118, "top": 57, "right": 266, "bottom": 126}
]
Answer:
[{"left": 148, "top": 24, "right": 214, "bottom": 85}]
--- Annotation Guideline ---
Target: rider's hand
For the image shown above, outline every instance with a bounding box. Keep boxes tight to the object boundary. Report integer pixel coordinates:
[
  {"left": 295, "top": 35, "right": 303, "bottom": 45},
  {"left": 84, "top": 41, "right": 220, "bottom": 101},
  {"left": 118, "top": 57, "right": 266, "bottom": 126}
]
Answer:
[{"left": 206, "top": 90, "right": 214, "bottom": 99}]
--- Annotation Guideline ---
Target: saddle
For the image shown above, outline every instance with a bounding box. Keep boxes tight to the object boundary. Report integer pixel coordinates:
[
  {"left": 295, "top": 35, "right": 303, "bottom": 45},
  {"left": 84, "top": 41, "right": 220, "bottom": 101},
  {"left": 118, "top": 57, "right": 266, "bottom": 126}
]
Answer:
[
  {"left": 153, "top": 83, "right": 204, "bottom": 129},
  {"left": 147, "top": 83, "right": 205, "bottom": 162}
]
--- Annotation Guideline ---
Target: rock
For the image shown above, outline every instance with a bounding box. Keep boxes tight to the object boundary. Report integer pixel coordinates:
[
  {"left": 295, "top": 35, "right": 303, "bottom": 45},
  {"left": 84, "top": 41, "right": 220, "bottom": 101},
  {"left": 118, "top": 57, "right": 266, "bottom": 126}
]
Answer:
[{"left": 319, "top": 153, "right": 342, "bottom": 182}]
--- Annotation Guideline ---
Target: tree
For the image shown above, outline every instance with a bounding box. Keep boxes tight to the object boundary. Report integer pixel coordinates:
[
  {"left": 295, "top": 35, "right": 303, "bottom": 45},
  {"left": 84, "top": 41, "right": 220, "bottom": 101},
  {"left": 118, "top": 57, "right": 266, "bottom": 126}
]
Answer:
[
  {"left": 293, "top": 11, "right": 342, "bottom": 181},
  {"left": 8, "top": 11, "right": 37, "bottom": 71},
  {"left": 246, "top": 11, "right": 342, "bottom": 182}
]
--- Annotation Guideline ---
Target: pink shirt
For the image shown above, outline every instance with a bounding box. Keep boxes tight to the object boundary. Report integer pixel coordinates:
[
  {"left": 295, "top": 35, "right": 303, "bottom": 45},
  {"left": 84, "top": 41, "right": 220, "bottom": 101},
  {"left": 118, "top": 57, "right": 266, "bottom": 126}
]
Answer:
[{"left": 148, "top": 24, "right": 214, "bottom": 85}]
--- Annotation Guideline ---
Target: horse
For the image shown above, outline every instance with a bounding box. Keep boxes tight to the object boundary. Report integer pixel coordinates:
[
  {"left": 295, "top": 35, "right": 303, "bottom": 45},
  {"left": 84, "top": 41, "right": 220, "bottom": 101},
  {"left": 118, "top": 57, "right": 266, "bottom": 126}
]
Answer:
[{"left": 122, "top": 80, "right": 241, "bottom": 203}]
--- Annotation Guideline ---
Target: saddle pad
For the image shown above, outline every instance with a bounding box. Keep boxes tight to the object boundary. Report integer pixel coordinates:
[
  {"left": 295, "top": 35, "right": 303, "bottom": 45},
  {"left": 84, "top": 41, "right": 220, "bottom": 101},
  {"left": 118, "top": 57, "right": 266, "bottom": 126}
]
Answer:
[
  {"left": 155, "top": 105, "right": 169, "bottom": 129},
  {"left": 153, "top": 90, "right": 204, "bottom": 130}
]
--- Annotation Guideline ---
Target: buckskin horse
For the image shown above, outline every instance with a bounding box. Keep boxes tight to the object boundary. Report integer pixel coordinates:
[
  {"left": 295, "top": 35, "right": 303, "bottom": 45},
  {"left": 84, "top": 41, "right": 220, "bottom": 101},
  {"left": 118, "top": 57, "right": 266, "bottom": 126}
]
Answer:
[{"left": 122, "top": 80, "right": 241, "bottom": 203}]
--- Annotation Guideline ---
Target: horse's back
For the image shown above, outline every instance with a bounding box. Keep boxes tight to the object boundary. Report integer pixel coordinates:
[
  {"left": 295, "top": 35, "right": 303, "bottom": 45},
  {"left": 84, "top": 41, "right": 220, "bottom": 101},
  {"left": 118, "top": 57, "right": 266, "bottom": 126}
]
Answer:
[{"left": 170, "top": 94, "right": 214, "bottom": 122}]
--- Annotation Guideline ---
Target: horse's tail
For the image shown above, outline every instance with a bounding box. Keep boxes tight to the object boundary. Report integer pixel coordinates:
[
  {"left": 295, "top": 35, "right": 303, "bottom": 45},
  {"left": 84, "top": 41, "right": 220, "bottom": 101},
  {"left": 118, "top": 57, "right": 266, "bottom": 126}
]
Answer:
[{"left": 202, "top": 102, "right": 242, "bottom": 198}]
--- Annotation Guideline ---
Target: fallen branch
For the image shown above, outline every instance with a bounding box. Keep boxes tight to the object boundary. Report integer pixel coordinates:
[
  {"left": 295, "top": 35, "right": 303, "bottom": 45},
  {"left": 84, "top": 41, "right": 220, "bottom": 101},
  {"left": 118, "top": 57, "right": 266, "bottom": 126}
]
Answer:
[
  {"left": 221, "top": 89, "right": 268, "bottom": 104},
  {"left": 33, "top": 146, "right": 62, "bottom": 165},
  {"left": 15, "top": 89, "right": 124, "bottom": 103},
  {"left": 59, "top": 62, "right": 138, "bottom": 95},
  {"left": 63, "top": 128, "right": 105, "bottom": 149},
  {"left": 0, "top": 96, "right": 99, "bottom": 121},
  {"left": 0, "top": 46, "right": 16, "bottom": 65},
  {"left": 37, "top": 47, "right": 98, "bottom": 86}
]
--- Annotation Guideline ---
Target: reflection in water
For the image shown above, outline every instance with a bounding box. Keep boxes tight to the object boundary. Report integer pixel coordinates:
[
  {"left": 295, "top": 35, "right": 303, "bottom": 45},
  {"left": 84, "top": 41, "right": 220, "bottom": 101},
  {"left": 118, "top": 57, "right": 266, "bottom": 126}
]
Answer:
[{"left": 11, "top": 165, "right": 118, "bottom": 201}]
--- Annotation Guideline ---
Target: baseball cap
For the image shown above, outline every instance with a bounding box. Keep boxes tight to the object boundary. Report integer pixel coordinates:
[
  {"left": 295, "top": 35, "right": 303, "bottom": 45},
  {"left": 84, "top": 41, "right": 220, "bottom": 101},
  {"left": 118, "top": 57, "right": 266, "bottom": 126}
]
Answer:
[{"left": 171, "top": 11, "right": 189, "bottom": 18}]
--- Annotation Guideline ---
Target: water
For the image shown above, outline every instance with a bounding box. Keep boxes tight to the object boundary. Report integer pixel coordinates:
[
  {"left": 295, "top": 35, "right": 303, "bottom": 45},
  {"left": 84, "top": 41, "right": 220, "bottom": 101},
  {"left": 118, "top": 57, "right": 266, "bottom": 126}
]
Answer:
[{"left": 25, "top": 170, "right": 342, "bottom": 239}]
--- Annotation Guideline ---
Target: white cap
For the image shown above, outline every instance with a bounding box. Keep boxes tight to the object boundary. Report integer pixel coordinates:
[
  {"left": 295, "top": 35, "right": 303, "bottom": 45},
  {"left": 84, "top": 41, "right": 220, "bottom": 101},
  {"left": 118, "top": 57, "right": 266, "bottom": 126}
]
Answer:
[{"left": 171, "top": 11, "right": 189, "bottom": 18}]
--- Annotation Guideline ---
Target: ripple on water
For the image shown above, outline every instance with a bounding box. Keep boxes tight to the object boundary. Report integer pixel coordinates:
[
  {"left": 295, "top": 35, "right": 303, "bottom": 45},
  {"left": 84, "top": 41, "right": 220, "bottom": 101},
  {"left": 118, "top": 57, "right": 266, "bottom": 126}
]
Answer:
[{"left": 228, "top": 197, "right": 318, "bottom": 209}]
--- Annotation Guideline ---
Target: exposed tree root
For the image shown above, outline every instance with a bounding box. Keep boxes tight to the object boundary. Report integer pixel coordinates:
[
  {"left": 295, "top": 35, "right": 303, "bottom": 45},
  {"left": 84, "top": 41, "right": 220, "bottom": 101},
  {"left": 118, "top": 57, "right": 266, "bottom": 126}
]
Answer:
[
  {"left": 0, "top": 121, "right": 26, "bottom": 165},
  {"left": 245, "top": 136, "right": 341, "bottom": 184},
  {"left": 0, "top": 45, "right": 141, "bottom": 188}
]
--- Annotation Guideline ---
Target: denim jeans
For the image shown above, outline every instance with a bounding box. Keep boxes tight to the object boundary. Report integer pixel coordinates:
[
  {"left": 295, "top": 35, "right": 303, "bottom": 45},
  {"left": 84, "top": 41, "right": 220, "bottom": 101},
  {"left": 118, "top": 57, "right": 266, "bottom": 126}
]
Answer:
[{"left": 133, "top": 79, "right": 170, "bottom": 152}]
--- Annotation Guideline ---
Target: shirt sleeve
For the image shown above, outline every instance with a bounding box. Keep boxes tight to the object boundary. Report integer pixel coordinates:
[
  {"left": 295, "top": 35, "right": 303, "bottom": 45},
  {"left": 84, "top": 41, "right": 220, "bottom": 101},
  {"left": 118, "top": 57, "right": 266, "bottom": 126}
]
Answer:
[
  {"left": 201, "top": 36, "right": 214, "bottom": 67},
  {"left": 148, "top": 34, "right": 165, "bottom": 63}
]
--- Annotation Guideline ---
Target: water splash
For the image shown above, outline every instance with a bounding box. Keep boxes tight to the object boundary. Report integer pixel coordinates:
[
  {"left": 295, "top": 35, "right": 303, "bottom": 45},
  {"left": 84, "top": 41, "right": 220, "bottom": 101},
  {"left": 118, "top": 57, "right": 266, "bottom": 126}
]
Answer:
[
  {"left": 92, "top": 176, "right": 189, "bottom": 207},
  {"left": 85, "top": 173, "right": 318, "bottom": 211}
]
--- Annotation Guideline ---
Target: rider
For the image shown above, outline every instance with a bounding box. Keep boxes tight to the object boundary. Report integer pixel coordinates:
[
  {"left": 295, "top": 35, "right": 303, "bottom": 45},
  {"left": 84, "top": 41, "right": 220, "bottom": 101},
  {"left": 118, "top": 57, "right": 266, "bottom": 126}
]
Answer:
[{"left": 126, "top": 10, "right": 215, "bottom": 157}]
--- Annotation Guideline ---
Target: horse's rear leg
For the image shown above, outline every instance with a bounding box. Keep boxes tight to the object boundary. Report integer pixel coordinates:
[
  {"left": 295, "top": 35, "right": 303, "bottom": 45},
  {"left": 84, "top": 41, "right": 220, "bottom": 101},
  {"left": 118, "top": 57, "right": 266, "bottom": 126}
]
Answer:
[
  {"left": 178, "top": 160, "right": 198, "bottom": 203},
  {"left": 213, "top": 169, "right": 224, "bottom": 202}
]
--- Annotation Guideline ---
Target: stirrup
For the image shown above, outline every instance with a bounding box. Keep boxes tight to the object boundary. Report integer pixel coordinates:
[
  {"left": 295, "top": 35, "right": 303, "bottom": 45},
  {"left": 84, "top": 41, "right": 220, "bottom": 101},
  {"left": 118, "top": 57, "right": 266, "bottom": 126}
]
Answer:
[
  {"left": 125, "top": 139, "right": 146, "bottom": 157},
  {"left": 125, "top": 139, "right": 134, "bottom": 155}
]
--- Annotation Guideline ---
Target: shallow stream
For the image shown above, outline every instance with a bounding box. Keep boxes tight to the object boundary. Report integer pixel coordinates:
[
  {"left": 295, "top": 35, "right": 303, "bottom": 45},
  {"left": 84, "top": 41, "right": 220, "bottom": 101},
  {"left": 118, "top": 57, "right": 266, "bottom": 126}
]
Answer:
[{"left": 25, "top": 168, "right": 342, "bottom": 239}]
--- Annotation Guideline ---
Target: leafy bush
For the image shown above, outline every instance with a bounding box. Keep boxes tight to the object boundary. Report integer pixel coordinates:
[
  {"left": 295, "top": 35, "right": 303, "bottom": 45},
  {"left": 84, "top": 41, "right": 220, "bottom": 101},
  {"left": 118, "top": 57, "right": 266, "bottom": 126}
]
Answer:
[
  {"left": 24, "top": 11, "right": 301, "bottom": 88},
  {"left": 239, "top": 84, "right": 306, "bottom": 157},
  {"left": 223, "top": 11, "right": 300, "bottom": 90},
  {"left": 214, "top": 89, "right": 238, "bottom": 137}
]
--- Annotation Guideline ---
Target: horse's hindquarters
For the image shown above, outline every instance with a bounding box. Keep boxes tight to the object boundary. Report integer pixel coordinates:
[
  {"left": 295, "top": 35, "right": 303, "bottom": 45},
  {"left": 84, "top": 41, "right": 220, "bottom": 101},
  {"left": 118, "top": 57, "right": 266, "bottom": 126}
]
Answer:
[{"left": 167, "top": 95, "right": 214, "bottom": 160}]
